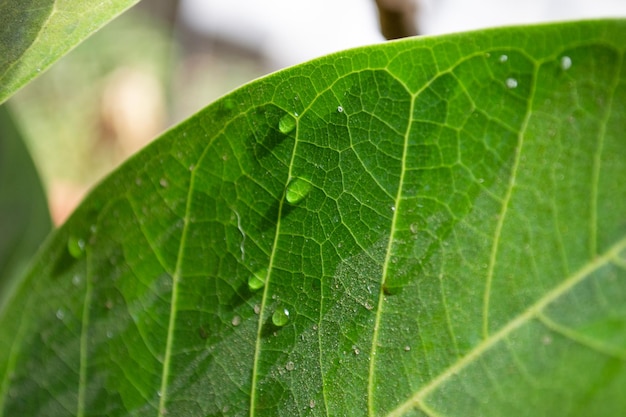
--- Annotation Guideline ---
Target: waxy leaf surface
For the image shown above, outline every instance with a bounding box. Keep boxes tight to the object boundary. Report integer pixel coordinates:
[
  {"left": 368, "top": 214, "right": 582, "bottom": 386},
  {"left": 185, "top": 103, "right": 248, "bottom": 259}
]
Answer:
[{"left": 1, "top": 20, "right": 626, "bottom": 416}]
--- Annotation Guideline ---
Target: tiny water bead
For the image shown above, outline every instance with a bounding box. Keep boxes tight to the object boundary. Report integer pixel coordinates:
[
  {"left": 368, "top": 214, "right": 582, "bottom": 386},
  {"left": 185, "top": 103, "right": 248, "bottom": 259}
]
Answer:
[
  {"left": 505, "top": 78, "right": 518, "bottom": 89},
  {"left": 248, "top": 268, "right": 267, "bottom": 291},
  {"left": 499, "top": 54, "right": 508, "bottom": 63},
  {"left": 272, "top": 308, "right": 290, "bottom": 327},
  {"left": 67, "top": 236, "right": 86, "bottom": 258},
  {"left": 278, "top": 113, "right": 296, "bottom": 134},
  {"left": 231, "top": 315, "right": 241, "bottom": 327},
  {"left": 285, "top": 178, "right": 312, "bottom": 204},
  {"left": 560, "top": 56, "right": 572, "bottom": 70},
  {"left": 337, "top": 105, "right": 344, "bottom": 113},
  {"left": 285, "top": 361, "right": 295, "bottom": 371}
]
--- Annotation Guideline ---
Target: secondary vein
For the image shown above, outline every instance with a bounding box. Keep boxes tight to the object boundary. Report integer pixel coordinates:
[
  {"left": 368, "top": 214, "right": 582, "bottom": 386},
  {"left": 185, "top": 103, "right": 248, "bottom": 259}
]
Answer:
[
  {"left": 157, "top": 165, "right": 197, "bottom": 416},
  {"left": 482, "top": 65, "right": 538, "bottom": 339},
  {"left": 367, "top": 82, "right": 414, "bottom": 416},
  {"left": 249, "top": 112, "right": 300, "bottom": 417}
]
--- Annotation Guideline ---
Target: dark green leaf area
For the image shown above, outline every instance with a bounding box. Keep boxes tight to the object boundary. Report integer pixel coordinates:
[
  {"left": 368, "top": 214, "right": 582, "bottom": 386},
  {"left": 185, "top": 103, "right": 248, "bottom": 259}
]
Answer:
[
  {"left": 0, "top": 105, "right": 51, "bottom": 306},
  {"left": 1, "top": 20, "right": 626, "bottom": 417}
]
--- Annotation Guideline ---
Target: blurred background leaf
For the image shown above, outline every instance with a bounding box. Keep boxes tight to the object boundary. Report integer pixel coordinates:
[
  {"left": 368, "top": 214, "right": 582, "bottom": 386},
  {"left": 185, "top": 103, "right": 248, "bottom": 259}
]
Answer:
[{"left": 0, "top": 105, "right": 51, "bottom": 309}]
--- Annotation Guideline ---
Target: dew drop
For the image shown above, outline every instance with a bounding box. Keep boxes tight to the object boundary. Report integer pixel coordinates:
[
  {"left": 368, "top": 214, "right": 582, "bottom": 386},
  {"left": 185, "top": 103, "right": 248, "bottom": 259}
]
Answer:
[
  {"left": 159, "top": 178, "right": 169, "bottom": 188},
  {"left": 72, "top": 274, "right": 82, "bottom": 286},
  {"left": 285, "top": 178, "right": 311, "bottom": 204},
  {"left": 107, "top": 330, "right": 114, "bottom": 339},
  {"left": 253, "top": 304, "right": 261, "bottom": 315},
  {"left": 272, "top": 308, "right": 290, "bottom": 327},
  {"left": 248, "top": 268, "right": 267, "bottom": 291},
  {"left": 499, "top": 54, "right": 508, "bottom": 63},
  {"left": 404, "top": 345, "right": 411, "bottom": 352},
  {"left": 337, "top": 105, "right": 344, "bottom": 113},
  {"left": 309, "top": 399, "right": 316, "bottom": 409},
  {"left": 560, "top": 56, "right": 572, "bottom": 70},
  {"left": 352, "top": 345, "right": 360, "bottom": 355},
  {"left": 56, "top": 309, "right": 65, "bottom": 320},
  {"left": 157, "top": 390, "right": 162, "bottom": 398},
  {"left": 67, "top": 236, "right": 86, "bottom": 259},
  {"left": 278, "top": 113, "right": 296, "bottom": 134},
  {"left": 231, "top": 315, "right": 241, "bottom": 326},
  {"left": 505, "top": 78, "right": 518, "bottom": 89},
  {"left": 285, "top": 361, "right": 295, "bottom": 371},
  {"left": 409, "top": 223, "right": 418, "bottom": 234},
  {"left": 364, "top": 301, "right": 374, "bottom": 311}
]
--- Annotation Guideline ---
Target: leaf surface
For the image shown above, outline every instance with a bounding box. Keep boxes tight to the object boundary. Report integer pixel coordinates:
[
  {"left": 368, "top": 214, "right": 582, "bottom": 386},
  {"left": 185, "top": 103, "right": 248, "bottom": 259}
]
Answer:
[
  {"left": 1, "top": 20, "right": 626, "bottom": 416},
  {"left": 0, "top": 0, "right": 139, "bottom": 104}
]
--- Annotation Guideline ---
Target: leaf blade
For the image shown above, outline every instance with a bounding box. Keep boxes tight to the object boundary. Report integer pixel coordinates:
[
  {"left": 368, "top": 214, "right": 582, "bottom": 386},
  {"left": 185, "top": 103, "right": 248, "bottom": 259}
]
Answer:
[{"left": 1, "top": 19, "right": 626, "bottom": 417}]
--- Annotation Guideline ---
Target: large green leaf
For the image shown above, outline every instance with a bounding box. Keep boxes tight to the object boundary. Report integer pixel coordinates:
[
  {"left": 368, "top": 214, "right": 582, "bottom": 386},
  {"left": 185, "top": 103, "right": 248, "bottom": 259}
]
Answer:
[
  {"left": 0, "top": 105, "right": 51, "bottom": 309},
  {"left": 1, "top": 19, "right": 625, "bottom": 416},
  {"left": 0, "top": 0, "right": 140, "bottom": 105}
]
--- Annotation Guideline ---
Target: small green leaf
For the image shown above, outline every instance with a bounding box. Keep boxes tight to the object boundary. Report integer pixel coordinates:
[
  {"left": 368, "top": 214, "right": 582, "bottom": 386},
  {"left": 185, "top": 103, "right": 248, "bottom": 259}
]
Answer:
[
  {"left": 1, "top": 19, "right": 626, "bottom": 416},
  {"left": 0, "top": 0, "right": 140, "bottom": 104}
]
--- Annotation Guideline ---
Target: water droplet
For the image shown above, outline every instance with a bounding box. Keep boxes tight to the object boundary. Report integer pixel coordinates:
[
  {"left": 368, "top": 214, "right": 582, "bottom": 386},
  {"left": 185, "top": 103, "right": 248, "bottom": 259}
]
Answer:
[
  {"left": 56, "top": 309, "right": 65, "bottom": 320},
  {"left": 478, "top": 178, "right": 485, "bottom": 183},
  {"left": 560, "top": 56, "right": 572, "bottom": 70},
  {"left": 505, "top": 78, "right": 518, "bottom": 89},
  {"left": 157, "top": 390, "right": 162, "bottom": 397},
  {"left": 248, "top": 268, "right": 267, "bottom": 291},
  {"left": 72, "top": 275, "right": 81, "bottom": 286},
  {"left": 499, "top": 54, "right": 508, "bottom": 63},
  {"left": 410, "top": 223, "right": 418, "bottom": 234},
  {"left": 272, "top": 308, "right": 290, "bottom": 327},
  {"left": 106, "top": 330, "right": 113, "bottom": 339},
  {"left": 67, "top": 236, "right": 85, "bottom": 258},
  {"left": 542, "top": 335, "right": 552, "bottom": 345},
  {"left": 404, "top": 345, "right": 411, "bottom": 352},
  {"left": 391, "top": 205, "right": 396, "bottom": 212},
  {"left": 352, "top": 345, "right": 360, "bottom": 355},
  {"left": 278, "top": 113, "right": 296, "bottom": 134},
  {"left": 285, "top": 361, "right": 295, "bottom": 371},
  {"left": 337, "top": 105, "right": 344, "bottom": 113},
  {"left": 309, "top": 399, "right": 316, "bottom": 409},
  {"left": 231, "top": 315, "right": 241, "bottom": 326},
  {"left": 159, "top": 178, "right": 168, "bottom": 188},
  {"left": 253, "top": 304, "right": 261, "bottom": 315},
  {"left": 285, "top": 178, "right": 311, "bottom": 204},
  {"left": 364, "top": 301, "right": 374, "bottom": 310}
]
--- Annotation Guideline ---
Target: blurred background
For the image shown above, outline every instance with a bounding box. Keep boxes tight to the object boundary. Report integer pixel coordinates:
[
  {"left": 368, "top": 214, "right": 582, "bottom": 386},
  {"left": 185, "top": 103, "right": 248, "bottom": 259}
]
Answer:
[{"left": 7, "top": 0, "right": 625, "bottom": 225}]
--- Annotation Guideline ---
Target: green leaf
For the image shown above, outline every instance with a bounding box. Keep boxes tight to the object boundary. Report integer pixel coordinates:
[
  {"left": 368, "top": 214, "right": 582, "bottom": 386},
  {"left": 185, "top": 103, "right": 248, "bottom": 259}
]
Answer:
[
  {"left": 0, "top": 0, "right": 140, "bottom": 105},
  {"left": 0, "top": 105, "right": 51, "bottom": 309},
  {"left": 1, "top": 19, "right": 626, "bottom": 416}
]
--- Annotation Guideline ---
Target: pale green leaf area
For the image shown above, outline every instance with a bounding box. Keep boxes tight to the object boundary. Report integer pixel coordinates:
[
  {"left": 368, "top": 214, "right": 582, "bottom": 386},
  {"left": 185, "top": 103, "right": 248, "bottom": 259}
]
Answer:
[
  {"left": 1, "top": 19, "right": 625, "bottom": 416},
  {"left": 0, "top": 105, "right": 51, "bottom": 309},
  {"left": 0, "top": 0, "right": 140, "bottom": 105}
]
